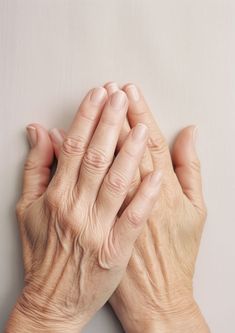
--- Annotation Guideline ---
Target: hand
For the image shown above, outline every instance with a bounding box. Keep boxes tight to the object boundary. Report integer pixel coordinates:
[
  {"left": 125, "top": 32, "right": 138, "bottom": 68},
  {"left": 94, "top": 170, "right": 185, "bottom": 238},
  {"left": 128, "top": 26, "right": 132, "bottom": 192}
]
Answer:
[
  {"left": 6, "top": 88, "right": 162, "bottom": 333},
  {"left": 108, "top": 83, "right": 209, "bottom": 333}
]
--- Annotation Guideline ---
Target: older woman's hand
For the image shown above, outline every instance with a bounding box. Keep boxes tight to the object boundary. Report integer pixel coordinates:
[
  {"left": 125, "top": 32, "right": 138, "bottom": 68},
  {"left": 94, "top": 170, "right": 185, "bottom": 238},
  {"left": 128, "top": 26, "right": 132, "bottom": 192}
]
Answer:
[
  {"left": 6, "top": 88, "right": 162, "bottom": 333},
  {"left": 106, "top": 84, "right": 209, "bottom": 333}
]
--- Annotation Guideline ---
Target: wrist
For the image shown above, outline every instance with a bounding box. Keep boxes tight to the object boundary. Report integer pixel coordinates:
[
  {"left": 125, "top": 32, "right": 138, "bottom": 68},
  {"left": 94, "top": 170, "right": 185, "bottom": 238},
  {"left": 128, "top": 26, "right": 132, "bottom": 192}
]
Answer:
[
  {"left": 134, "top": 307, "right": 209, "bottom": 333},
  {"left": 5, "top": 289, "right": 86, "bottom": 333},
  {"left": 120, "top": 297, "right": 210, "bottom": 333}
]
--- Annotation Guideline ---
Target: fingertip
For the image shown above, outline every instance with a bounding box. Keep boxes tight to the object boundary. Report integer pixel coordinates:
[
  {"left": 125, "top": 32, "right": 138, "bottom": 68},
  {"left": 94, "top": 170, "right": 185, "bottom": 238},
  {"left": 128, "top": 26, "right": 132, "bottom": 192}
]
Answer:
[
  {"left": 26, "top": 123, "right": 47, "bottom": 148},
  {"left": 25, "top": 123, "right": 54, "bottom": 164},
  {"left": 26, "top": 125, "right": 37, "bottom": 148},
  {"left": 172, "top": 125, "right": 199, "bottom": 165},
  {"left": 89, "top": 87, "right": 108, "bottom": 106},
  {"left": 122, "top": 82, "right": 138, "bottom": 91},
  {"left": 109, "top": 90, "right": 128, "bottom": 109},
  {"left": 104, "top": 82, "right": 120, "bottom": 95},
  {"left": 49, "top": 128, "right": 65, "bottom": 159},
  {"left": 50, "top": 128, "right": 64, "bottom": 146}
]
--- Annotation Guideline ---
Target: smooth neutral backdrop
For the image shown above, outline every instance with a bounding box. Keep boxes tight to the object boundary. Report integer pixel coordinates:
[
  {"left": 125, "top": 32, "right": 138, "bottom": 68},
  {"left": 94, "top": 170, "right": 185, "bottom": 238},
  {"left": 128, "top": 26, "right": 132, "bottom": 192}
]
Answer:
[{"left": 1, "top": 1, "right": 234, "bottom": 332}]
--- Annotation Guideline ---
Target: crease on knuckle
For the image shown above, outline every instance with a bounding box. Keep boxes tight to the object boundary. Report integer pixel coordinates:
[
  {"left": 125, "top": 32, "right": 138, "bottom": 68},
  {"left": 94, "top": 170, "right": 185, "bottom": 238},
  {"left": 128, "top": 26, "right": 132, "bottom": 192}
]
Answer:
[
  {"left": 100, "top": 115, "right": 118, "bottom": 126},
  {"left": 130, "top": 108, "right": 149, "bottom": 117},
  {"left": 79, "top": 107, "right": 97, "bottom": 121},
  {"left": 123, "top": 146, "right": 137, "bottom": 159},
  {"left": 147, "top": 135, "right": 168, "bottom": 155},
  {"left": 62, "top": 136, "right": 86, "bottom": 156},
  {"left": 83, "top": 147, "right": 110, "bottom": 173},
  {"left": 105, "top": 171, "right": 128, "bottom": 196},
  {"left": 189, "top": 159, "right": 201, "bottom": 173},
  {"left": 24, "top": 160, "right": 49, "bottom": 174},
  {"left": 126, "top": 209, "right": 142, "bottom": 227}
]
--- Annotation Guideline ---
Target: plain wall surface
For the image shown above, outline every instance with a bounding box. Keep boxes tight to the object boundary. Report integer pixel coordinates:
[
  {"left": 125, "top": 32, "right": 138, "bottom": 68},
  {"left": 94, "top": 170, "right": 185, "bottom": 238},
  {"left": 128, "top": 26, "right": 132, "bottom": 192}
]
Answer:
[{"left": 0, "top": 1, "right": 235, "bottom": 332}]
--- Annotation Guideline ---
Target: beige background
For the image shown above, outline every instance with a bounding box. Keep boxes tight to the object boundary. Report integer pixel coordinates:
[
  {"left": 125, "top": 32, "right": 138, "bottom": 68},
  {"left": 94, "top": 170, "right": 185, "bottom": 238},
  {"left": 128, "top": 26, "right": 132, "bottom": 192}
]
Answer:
[{"left": 0, "top": 0, "right": 235, "bottom": 332}]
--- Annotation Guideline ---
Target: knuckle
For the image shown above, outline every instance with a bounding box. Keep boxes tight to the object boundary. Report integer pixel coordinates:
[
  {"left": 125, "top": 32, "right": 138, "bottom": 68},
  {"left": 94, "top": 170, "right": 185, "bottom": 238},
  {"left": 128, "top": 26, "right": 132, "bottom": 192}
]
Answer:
[
  {"left": 60, "top": 210, "right": 80, "bottom": 235},
  {"left": 105, "top": 171, "right": 128, "bottom": 196},
  {"left": 81, "top": 232, "right": 100, "bottom": 252},
  {"left": 62, "top": 136, "right": 86, "bottom": 157},
  {"left": 123, "top": 146, "right": 137, "bottom": 159},
  {"left": 147, "top": 135, "right": 169, "bottom": 156},
  {"left": 79, "top": 107, "right": 97, "bottom": 122},
  {"left": 125, "top": 209, "right": 142, "bottom": 227},
  {"left": 45, "top": 188, "right": 63, "bottom": 209},
  {"left": 83, "top": 147, "right": 110, "bottom": 173},
  {"left": 24, "top": 158, "right": 37, "bottom": 172}
]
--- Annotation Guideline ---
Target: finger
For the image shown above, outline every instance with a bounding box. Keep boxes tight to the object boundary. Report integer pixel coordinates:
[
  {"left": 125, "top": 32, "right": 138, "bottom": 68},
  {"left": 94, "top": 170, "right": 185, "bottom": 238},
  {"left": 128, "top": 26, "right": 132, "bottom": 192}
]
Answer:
[
  {"left": 21, "top": 124, "right": 54, "bottom": 205},
  {"left": 123, "top": 83, "right": 171, "bottom": 169},
  {"left": 50, "top": 128, "right": 66, "bottom": 159},
  {"left": 171, "top": 126, "right": 206, "bottom": 214},
  {"left": 113, "top": 118, "right": 154, "bottom": 215},
  {"left": 77, "top": 90, "right": 128, "bottom": 199},
  {"left": 104, "top": 82, "right": 132, "bottom": 151},
  {"left": 53, "top": 87, "right": 107, "bottom": 188},
  {"left": 97, "top": 123, "right": 148, "bottom": 223},
  {"left": 113, "top": 170, "right": 162, "bottom": 254},
  {"left": 104, "top": 81, "right": 120, "bottom": 96}
]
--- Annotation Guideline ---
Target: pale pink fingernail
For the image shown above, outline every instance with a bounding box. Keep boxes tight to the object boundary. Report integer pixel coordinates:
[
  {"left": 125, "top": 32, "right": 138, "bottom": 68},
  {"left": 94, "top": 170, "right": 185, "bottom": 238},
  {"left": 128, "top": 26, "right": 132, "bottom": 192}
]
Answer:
[
  {"left": 105, "top": 82, "right": 119, "bottom": 94},
  {"left": 26, "top": 125, "right": 37, "bottom": 147},
  {"left": 126, "top": 84, "right": 140, "bottom": 102},
  {"left": 110, "top": 90, "right": 127, "bottom": 109},
  {"left": 90, "top": 87, "right": 107, "bottom": 106},
  {"left": 50, "top": 128, "right": 64, "bottom": 145},
  {"left": 132, "top": 123, "right": 148, "bottom": 141}
]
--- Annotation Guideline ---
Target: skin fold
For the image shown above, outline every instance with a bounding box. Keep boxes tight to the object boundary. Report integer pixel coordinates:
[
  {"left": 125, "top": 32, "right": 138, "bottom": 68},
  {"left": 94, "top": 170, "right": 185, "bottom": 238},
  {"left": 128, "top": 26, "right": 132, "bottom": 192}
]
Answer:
[
  {"left": 51, "top": 83, "right": 210, "bottom": 333},
  {"left": 5, "top": 88, "right": 162, "bottom": 332}
]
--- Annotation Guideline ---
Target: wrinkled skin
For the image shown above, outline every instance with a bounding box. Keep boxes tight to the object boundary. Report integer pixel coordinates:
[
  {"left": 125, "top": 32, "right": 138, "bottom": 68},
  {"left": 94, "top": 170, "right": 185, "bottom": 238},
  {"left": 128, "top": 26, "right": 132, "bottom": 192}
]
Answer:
[
  {"left": 51, "top": 82, "right": 210, "bottom": 332},
  {"left": 107, "top": 83, "right": 209, "bottom": 333},
  {"left": 6, "top": 88, "right": 162, "bottom": 333}
]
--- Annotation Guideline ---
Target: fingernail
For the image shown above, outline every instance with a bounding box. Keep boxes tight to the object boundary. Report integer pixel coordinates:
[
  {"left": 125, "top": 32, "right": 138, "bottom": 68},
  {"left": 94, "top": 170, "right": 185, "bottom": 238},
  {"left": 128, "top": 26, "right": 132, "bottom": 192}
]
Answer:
[
  {"left": 26, "top": 126, "right": 37, "bottom": 147},
  {"left": 132, "top": 123, "right": 148, "bottom": 141},
  {"left": 110, "top": 91, "right": 127, "bottom": 109},
  {"left": 50, "top": 128, "right": 64, "bottom": 145},
  {"left": 90, "top": 87, "right": 107, "bottom": 106},
  {"left": 105, "top": 82, "right": 119, "bottom": 94},
  {"left": 193, "top": 126, "right": 198, "bottom": 146},
  {"left": 150, "top": 170, "right": 162, "bottom": 185},
  {"left": 126, "top": 84, "right": 140, "bottom": 102}
]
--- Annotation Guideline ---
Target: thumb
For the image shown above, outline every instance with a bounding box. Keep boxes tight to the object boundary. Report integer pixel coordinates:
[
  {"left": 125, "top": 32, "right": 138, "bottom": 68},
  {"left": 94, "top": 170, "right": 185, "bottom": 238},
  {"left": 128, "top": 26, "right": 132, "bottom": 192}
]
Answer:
[
  {"left": 21, "top": 124, "right": 54, "bottom": 205},
  {"left": 171, "top": 126, "right": 206, "bottom": 214}
]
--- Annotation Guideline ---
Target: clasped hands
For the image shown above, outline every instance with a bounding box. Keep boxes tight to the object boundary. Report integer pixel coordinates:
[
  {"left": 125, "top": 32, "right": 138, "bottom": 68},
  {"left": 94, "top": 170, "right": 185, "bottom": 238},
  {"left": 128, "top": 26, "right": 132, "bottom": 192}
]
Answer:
[{"left": 6, "top": 82, "right": 210, "bottom": 333}]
